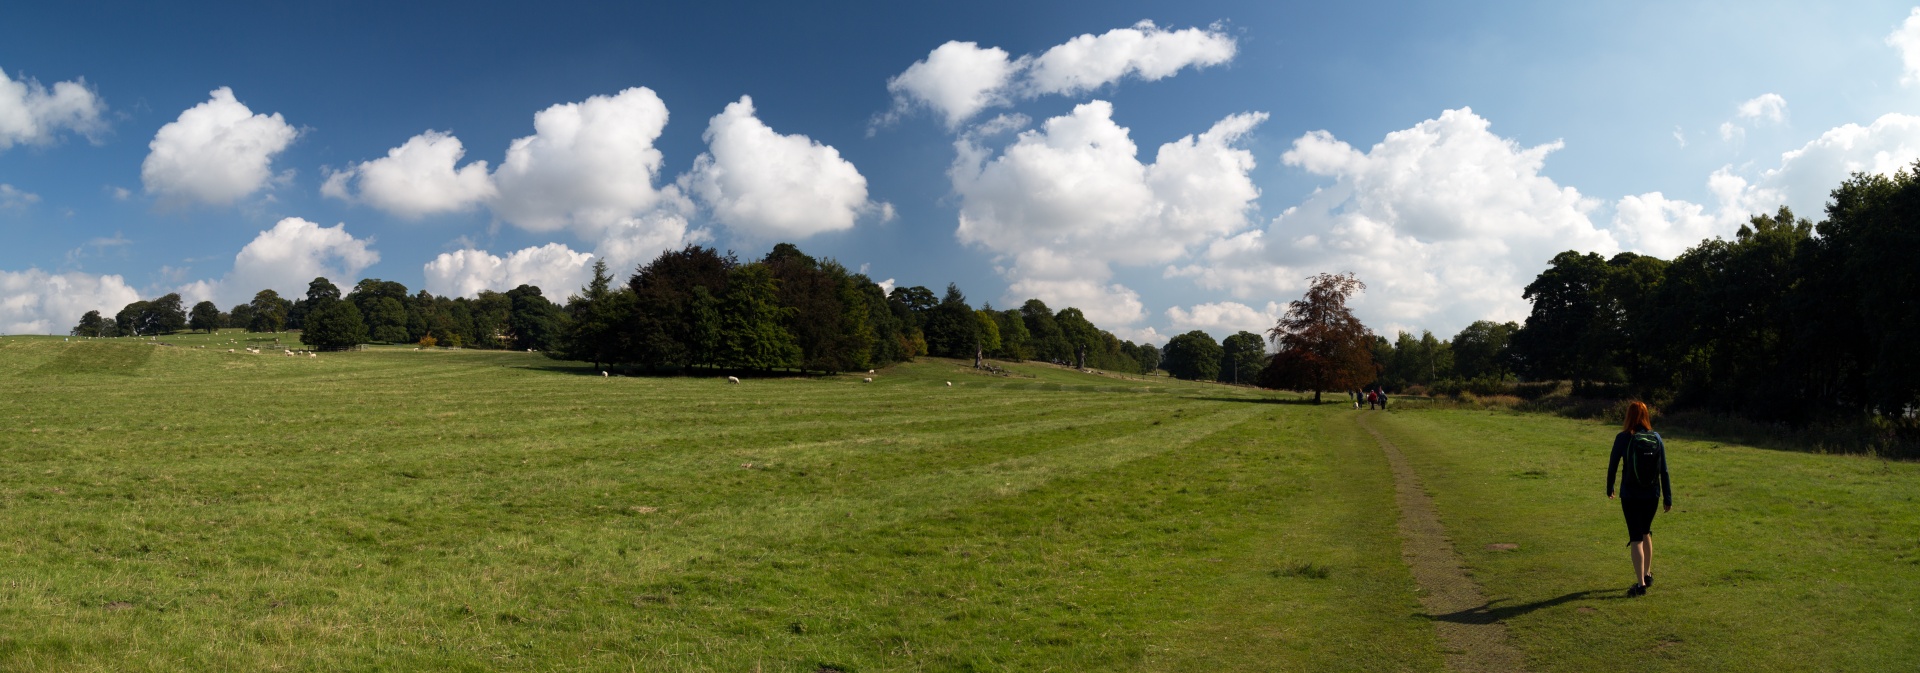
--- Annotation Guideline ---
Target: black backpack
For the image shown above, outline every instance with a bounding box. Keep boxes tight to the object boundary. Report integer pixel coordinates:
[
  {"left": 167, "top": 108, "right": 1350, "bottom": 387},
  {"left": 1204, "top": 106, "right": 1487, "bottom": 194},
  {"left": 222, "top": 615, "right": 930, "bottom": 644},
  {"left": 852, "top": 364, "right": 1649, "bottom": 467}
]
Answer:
[{"left": 1627, "top": 431, "right": 1662, "bottom": 489}]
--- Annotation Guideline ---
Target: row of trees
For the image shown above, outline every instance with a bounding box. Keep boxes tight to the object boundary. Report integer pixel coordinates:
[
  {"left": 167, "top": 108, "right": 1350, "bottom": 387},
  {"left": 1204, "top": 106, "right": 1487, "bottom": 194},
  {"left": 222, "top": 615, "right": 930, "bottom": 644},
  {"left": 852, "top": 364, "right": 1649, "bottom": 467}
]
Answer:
[
  {"left": 73, "top": 277, "right": 568, "bottom": 352},
  {"left": 1504, "top": 168, "right": 1920, "bottom": 424},
  {"left": 551, "top": 243, "right": 1163, "bottom": 375},
  {"left": 1160, "top": 330, "right": 1267, "bottom": 383}
]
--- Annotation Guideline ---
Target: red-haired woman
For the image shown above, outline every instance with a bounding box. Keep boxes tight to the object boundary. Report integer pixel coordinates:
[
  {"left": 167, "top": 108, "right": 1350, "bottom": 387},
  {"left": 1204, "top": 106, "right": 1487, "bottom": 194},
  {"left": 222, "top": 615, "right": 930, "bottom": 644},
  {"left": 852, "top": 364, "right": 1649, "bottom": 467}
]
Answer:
[{"left": 1607, "top": 400, "right": 1672, "bottom": 597}]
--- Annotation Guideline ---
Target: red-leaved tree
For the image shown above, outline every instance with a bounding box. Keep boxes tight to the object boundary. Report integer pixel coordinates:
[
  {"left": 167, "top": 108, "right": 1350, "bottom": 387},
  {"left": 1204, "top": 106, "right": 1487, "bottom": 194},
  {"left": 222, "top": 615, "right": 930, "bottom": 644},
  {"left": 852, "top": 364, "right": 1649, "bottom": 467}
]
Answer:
[{"left": 1258, "top": 272, "right": 1377, "bottom": 403}]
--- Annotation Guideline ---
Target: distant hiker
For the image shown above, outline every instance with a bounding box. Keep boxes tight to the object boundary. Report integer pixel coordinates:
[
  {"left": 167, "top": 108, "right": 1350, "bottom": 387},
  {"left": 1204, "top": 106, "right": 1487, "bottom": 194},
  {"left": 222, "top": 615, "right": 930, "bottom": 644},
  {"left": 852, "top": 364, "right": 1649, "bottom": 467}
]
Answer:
[
  {"left": 1378, "top": 388, "right": 1388, "bottom": 410},
  {"left": 1607, "top": 400, "right": 1673, "bottom": 597}
]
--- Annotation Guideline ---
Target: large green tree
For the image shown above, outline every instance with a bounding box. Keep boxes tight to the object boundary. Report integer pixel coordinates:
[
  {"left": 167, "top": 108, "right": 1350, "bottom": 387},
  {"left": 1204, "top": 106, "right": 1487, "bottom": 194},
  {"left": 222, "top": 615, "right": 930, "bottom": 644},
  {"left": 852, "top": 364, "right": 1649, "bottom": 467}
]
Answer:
[
  {"left": 1450, "top": 320, "right": 1518, "bottom": 381},
  {"left": 717, "top": 263, "right": 799, "bottom": 370},
  {"left": 1219, "top": 331, "right": 1267, "bottom": 384},
  {"left": 189, "top": 301, "right": 221, "bottom": 333},
  {"left": 1162, "top": 330, "right": 1223, "bottom": 381},
  {"left": 505, "top": 284, "right": 565, "bottom": 352},
  {"left": 300, "top": 299, "right": 368, "bottom": 351},
  {"left": 555, "top": 259, "right": 635, "bottom": 369},
  {"left": 248, "top": 290, "right": 288, "bottom": 333}
]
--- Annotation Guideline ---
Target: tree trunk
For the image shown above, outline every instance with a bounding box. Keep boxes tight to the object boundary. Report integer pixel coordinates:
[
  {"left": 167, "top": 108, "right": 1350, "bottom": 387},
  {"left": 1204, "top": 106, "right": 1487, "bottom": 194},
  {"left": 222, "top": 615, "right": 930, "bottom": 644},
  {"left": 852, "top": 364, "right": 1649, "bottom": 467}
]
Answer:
[{"left": 1314, "top": 389, "right": 1322, "bottom": 404}]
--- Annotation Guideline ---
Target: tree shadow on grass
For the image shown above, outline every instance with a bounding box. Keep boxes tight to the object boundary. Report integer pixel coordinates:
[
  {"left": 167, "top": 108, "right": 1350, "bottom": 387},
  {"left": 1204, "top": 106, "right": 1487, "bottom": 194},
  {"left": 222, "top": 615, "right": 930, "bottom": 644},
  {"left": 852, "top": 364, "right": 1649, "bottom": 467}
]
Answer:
[{"left": 1427, "top": 589, "right": 1622, "bottom": 625}]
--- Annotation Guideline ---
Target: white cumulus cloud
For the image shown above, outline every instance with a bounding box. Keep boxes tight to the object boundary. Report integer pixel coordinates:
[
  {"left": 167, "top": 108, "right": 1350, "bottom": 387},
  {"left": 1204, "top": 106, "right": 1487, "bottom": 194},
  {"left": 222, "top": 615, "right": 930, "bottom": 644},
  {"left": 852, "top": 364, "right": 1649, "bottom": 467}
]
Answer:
[
  {"left": 491, "top": 87, "right": 685, "bottom": 234},
  {"left": 0, "top": 269, "right": 139, "bottom": 334},
  {"left": 1758, "top": 112, "right": 1920, "bottom": 213},
  {"left": 1164, "top": 300, "right": 1282, "bottom": 338},
  {"left": 177, "top": 217, "right": 380, "bottom": 307},
  {"left": 423, "top": 243, "right": 594, "bottom": 300},
  {"left": 1022, "top": 21, "right": 1237, "bottom": 97},
  {"left": 1736, "top": 93, "right": 1787, "bottom": 123},
  {"left": 1171, "top": 107, "right": 1618, "bottom": 337},
  {"left": 885, "top": 21, "right": 1235, "bottom": 129},
  {"left": 951, "top": 100, "right": 1264, "bottom": 327},
  {"left": 1889, "top": 8, "right": 1920, "bottom": 86},
  {"left": 141, "top": 87, "right": 297, "bottom": 206},
  {"left": 322, "top": 130, "right": 495, "bottom": 218},
  {"left": 684, "top": 96, "right": 879, "bottom": 240},
  {"left": 0, "top": 66, "right": 106, "bottom": 150},
  {"left": 886, "top": 42, "right": 1020, "bottom": 130}
]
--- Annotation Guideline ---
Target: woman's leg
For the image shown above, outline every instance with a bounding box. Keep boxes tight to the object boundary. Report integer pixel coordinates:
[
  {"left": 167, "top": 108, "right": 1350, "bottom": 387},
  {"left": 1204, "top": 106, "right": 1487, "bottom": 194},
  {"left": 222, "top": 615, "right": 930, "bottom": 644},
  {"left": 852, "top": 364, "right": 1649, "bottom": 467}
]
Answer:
[
  {"left": 1644, "top": 532, "right": 1653, "bottom": 578},
  {"left": 1630, "top": 538, "right": 1648, "bottom": 586}
]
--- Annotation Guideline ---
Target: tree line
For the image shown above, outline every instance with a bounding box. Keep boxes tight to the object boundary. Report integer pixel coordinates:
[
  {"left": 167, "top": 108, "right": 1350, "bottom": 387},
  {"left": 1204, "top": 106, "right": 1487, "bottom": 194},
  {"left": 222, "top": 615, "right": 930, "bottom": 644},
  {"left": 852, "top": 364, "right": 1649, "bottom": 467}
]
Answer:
[
  {"left": 1505, "top": 170, "right": 1919, "bottom": 424},
  {"left": 70, "top": 242, "right": 1168, "bottom": 376},
  {"left": 550, "top": 243, "right": 1162, "bottom": 375}
]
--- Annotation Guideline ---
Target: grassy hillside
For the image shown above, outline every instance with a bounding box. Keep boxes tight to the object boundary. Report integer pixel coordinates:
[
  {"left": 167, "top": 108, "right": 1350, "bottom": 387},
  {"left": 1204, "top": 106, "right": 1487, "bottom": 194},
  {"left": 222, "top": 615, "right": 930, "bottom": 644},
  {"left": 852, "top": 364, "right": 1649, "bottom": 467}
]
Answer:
[{"left": 1, "top": 332, "right": 1914, "bottom": 671}]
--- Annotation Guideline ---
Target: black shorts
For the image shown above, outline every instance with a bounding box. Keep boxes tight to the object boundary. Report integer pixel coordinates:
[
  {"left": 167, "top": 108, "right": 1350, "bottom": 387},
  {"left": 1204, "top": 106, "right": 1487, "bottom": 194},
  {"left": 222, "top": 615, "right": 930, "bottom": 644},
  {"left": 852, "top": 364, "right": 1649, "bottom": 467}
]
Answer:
[{"left": 1621, "top": 498, "right": 1658, "bottom": 544}]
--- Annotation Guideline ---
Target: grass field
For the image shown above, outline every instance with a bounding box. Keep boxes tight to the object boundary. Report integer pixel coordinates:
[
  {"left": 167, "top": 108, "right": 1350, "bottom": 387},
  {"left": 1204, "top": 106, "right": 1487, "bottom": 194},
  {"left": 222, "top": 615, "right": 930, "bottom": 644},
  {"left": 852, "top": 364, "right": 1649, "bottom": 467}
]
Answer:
[{"left": 0, "top": 331, "right": 1915, "bottom": 671}]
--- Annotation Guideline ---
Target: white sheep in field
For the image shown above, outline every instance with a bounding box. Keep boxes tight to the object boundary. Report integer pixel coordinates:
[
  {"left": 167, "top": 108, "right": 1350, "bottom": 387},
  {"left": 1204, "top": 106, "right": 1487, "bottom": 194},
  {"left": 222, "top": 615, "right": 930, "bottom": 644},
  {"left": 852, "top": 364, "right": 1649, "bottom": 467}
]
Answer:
[
  {"left": 727, "top": 376, "right": 740, "bottom": 384},
  {"left": 863, "top": 377, "right": 873, "bottom": 383},
  {"left": 227, "top": 349, "right": 234, "bottom": 353},
  {"left": 601, "top": 371, "right": 608, "bottom": 378},
  {"left": 308, "top": 352, "right": 316, "bottom": 358},
  {"left": 868, "top": 369, "right": 875, "bottom": 374},
  {"left": 946, "top": 381, "right": 952, "bottom": 387}
]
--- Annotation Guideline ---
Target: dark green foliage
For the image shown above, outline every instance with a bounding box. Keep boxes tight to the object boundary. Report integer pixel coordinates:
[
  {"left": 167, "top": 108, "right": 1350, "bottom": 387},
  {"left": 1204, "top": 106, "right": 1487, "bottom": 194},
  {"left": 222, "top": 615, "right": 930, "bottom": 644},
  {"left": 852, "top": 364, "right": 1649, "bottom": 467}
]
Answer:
[
  {"left": 226, "top": 303, "right": 254, "bottom": 330},
  {"left": 71, "top": 310, "right": 112, "bottom": 337},
  {"left": 922, "top": 284, "right": 980, "bottom": 358},
  {"left": 1451, "top": 320, "right": 1517, "bottom": 380},
  {"left": 347, "top": 279, "right": 412, "bottom": 343},
  {"left": 1021, "top": 299, "right": 1069, "bottom": 363},
  {"left": 113, "top": 293, "right": 188, "bottom": 336},
  {"left": 188, "top": 301, "right": 221, "bottom": 333},
  {"left": 717, "top": 263, "right": 800, "bottom": 370},
  {"left": 300, "top": 299, "right": 368, "bottom": 351},
  {"left": 248, "top": 290, "right": 288, "bottom": 333},
  {"left": 1504, "top": 168, "right": 1920, "bottom": 427},
  {"left": 990, "top": 309, "right": 1031, "bottom": 360},
  {"left": 630, "top": 246, "right": 736, "bottom": 369},
  {"left": 1163, "top": 330, "right": 1223, "bottom": 381},
  {"left": 1219, "top": 331, "right": 1267, "bottom": 384},
  {"left": 504, "top": 285, "right": 565, "bottom": 352},
  {"left": 556, "top": 259, "right": 635, "bottom": 368}
]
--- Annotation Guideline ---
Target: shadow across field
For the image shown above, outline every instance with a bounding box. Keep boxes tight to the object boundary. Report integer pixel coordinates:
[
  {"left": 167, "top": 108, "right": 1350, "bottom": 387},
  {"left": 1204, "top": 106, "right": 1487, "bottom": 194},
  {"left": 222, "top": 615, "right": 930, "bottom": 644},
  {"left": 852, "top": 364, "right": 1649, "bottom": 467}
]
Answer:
[
  {"left": 1193, "top": 396, "right": 1340, "bottom": 406},
  {"left": 514, "top": 363, "right": 838, "bottom": 379},
  {"left": 1427, "top": 589, "right": 1620, "bottom": 625}
]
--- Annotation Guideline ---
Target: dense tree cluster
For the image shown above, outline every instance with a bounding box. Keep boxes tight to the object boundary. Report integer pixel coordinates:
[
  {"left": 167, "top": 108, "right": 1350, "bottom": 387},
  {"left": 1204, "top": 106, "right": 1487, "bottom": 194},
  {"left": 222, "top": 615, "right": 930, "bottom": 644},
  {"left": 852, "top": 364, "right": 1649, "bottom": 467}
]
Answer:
[
  {"left": 1507, "top": 171, "right": 1920, "bottom": 424},
  {"left": 1257, "top": 272, "right": 1377, "bottom": 402},
  {"left": 554, "top": 243, "right": 1161, "bottom": 375}
]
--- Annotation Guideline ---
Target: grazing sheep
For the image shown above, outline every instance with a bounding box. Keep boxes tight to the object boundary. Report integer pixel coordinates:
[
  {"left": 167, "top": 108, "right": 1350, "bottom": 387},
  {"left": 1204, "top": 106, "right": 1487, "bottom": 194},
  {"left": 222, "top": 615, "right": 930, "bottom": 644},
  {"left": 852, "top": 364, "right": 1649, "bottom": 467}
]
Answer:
[
  {"left": 868, "top": 369, "right": 875, "bottom": 374},
  {"left": 946, "top": 381, "right": 952, "bottom": 387},
  {"left": 863, "top": 377, "right": 873, "bottom": 383},
  {"left": 727, "top": 376, "right": 741, "bottom": 384},
  {"left": 308, "top": 352, "right": 316, "bottom": 358},
  {"left": 601, "top": 371, "right": 608, "bottom": 378}
]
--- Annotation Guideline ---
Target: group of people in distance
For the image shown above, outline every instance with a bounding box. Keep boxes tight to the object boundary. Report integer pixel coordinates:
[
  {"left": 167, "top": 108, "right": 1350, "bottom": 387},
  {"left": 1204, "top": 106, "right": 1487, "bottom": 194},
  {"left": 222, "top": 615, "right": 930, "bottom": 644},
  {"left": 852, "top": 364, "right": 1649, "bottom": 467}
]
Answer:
[{"left": 1350, "top": 387, "right": 1389, "bottom": 410}]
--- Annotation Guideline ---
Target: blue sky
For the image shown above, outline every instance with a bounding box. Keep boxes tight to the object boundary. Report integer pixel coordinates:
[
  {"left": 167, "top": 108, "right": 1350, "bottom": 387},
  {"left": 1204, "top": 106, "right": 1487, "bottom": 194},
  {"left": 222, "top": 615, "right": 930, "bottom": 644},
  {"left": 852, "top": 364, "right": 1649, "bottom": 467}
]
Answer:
[{"left": 5, "top": 1, "right": 1920, "bottom": 341}]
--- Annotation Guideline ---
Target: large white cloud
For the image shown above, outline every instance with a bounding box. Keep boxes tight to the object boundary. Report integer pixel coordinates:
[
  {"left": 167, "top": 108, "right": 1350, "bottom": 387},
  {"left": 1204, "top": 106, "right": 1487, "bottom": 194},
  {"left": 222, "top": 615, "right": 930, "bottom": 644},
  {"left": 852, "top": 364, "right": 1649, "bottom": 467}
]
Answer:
[
  {"left": 684, "top": 96, "right": 879, "bottom": 240},
  {"left": 491, "top": 87, "right": 684, "bottom": 234},
  {"left": 322, "top": 130, "right": 495, "bottom": 218},
  {"left": 1889, "top": 8, "right": 1920, "bottom": 86},
  {"left": 0, "top": 66, "right": 105, "bottom": 150},
  {"left": 885, "top": 21, "right": 1235, "bottom": 129},
  {"left": 1022, "top": 21, "right": 1236, "bottom": 97},
  {"left": 0, "top": 269, "right": 139, "bottom": 334},
  {"left": 1171, "top": 107, "right": 1619, "bottom": 336},
  {"left": 1758, "top": 112, "right": 1920, "bottom": 213},
  {"left": 141, "top": 87, "right": 297, "bottom": 206},
  {"left": 1164, "top": 300, "right": 1282, "bottom": 338},
  {"left": 951, "top": 100, "right": 1264, "bottom": 327},
  {"left": 886, "top": 42, "right": 1019, "bottom": 129},
  {"left": 422, "top": 243, "right": 593, "bottom": 300},
  {"left": 177, "top": 217, "right": 380, "bottom": 307}
]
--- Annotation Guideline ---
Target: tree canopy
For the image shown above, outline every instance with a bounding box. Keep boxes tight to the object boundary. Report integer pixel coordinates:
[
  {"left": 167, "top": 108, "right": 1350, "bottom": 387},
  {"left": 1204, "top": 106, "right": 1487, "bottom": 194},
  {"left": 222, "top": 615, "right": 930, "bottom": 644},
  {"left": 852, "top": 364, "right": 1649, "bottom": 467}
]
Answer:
[{"left": 1258, "top": 272, "right": 1376, "bottom": 402}]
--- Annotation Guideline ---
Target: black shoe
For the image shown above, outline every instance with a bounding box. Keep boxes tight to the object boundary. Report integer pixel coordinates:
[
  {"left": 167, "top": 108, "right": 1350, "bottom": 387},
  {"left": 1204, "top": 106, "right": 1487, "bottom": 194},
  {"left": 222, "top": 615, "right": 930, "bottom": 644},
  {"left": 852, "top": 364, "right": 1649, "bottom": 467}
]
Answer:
[
  {"left": 1644, "top": 574, "right": 1653, "bottom": 588},
  {"left": 1626, "top": 584, "right": 1645, "bottom": 597}
]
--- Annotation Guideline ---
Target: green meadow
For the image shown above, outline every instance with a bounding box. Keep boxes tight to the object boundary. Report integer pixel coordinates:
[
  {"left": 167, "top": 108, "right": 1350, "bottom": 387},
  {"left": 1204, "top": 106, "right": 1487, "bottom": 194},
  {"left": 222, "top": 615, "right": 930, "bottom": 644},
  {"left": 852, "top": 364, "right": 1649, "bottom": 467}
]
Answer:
[{"left": 1, "top": 332, "right": 1915, "bottom": 671}]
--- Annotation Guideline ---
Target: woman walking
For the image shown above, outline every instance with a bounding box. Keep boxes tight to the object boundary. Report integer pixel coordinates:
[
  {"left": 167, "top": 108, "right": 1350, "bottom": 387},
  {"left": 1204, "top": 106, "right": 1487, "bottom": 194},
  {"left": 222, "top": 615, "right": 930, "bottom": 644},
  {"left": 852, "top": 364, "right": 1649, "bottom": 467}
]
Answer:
[{"left": 1607, "top": 401, "right": 1672, "bottom": 597}]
